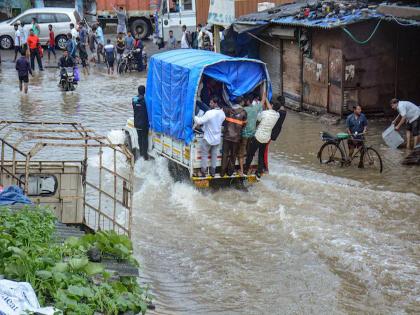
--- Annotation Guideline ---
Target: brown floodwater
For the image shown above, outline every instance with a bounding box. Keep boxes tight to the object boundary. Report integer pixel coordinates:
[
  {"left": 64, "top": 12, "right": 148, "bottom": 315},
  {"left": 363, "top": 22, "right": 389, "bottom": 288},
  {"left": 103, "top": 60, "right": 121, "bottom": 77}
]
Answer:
[{"left": 0, "top": 49, "right": 419, "bottom": 314}]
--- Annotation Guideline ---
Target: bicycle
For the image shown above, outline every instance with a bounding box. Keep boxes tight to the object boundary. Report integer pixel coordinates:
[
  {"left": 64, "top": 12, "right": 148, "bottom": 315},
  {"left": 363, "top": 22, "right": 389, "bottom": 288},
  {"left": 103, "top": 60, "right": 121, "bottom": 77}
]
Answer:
[{"left": 317, "top": 132, "right": 383, "bottom": 173}]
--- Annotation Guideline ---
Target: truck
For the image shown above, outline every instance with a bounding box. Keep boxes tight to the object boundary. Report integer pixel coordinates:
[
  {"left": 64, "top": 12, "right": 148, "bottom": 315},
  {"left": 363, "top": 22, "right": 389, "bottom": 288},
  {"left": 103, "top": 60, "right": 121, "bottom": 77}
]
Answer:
[
  {"left": 96, "top": 0, "right": 197, "bottom": 40},
  {"left": 124, "top": 49, "right": 273, "bottom": 188}
]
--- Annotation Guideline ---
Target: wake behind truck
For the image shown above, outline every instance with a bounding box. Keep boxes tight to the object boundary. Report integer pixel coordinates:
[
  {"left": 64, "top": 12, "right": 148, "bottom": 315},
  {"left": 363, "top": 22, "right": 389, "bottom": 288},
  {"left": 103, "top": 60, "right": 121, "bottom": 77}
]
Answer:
[{"left": 124, "top": 49, "right": 273, "bottom": 188}]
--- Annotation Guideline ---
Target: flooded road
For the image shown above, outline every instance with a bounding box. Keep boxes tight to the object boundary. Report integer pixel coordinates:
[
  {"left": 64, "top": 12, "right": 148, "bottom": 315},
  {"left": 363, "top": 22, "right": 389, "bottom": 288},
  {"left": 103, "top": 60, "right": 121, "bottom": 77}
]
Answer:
[{"left": 0, "top": 49, "right": 419, "bottom": 314}]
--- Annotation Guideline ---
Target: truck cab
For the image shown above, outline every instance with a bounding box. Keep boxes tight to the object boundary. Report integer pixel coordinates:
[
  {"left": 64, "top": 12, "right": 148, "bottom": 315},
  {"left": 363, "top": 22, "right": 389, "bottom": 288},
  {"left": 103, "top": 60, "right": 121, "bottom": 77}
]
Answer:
[{"left": 159, "top": 0, "right": 197, "bottom": 41}]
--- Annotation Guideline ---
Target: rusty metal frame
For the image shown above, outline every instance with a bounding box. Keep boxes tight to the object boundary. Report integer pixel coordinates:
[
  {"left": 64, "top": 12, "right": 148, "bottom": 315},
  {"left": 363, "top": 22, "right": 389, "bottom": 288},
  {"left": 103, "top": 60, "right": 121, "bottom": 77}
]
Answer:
[{"left": 0, "top": 121, "right": 134, "bottom": 238}]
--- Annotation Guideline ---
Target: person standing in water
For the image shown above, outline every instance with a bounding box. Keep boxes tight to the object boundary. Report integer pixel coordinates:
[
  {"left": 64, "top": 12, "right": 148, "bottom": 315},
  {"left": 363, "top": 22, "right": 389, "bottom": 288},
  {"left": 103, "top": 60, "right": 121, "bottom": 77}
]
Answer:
[
  {"left": 104, "top": 39, "right": 116, "bottom": 75},
  {"left": 16, "top": 51, "right": 32, "bottom": 94},
  {"left": 46, "top": 24, "right": 56, "bottom": 63}
]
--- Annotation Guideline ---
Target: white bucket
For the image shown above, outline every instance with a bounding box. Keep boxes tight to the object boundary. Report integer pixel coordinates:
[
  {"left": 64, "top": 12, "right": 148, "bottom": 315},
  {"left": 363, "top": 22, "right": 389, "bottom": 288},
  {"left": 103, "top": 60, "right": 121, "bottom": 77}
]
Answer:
[{"left": 382, "top": 125, "right": 404, "bottom": 149}]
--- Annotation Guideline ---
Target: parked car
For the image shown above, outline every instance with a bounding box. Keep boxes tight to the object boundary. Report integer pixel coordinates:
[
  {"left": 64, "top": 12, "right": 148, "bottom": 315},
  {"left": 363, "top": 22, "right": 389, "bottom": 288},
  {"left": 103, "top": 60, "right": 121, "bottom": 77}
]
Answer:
[{"left": 0, "top": 7, "right": 80, "bottom": 50}]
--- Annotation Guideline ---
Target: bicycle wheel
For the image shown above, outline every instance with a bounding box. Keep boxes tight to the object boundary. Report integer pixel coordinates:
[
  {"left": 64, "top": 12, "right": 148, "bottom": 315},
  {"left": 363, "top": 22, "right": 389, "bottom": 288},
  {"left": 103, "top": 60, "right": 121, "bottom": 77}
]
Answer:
[
  {"left": 362, "top": 147, "right": 383, "bottom": 173},
  {"left": 318, "top": 142, "right": 345, "bottom": 166}
]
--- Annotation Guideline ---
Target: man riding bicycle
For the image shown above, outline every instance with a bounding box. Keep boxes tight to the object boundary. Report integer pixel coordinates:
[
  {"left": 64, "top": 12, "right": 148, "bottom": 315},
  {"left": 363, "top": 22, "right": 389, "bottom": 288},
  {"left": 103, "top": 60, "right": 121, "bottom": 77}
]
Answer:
[{"left": 346, "top": 104, "right": 368, "bottom": 168}]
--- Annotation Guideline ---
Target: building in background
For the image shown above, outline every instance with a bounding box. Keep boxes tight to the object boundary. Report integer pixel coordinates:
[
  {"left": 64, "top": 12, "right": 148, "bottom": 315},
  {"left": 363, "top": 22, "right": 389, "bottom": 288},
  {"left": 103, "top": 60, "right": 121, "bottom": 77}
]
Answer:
[
  {"left": 0, "top": 0, "right": 32, "bottom": 20},
  {"left": 197, "top": 0, "right": 290, "bottom": 25},
  {"left": 235, "top": 1, "right": 420, "bottom": 116}
]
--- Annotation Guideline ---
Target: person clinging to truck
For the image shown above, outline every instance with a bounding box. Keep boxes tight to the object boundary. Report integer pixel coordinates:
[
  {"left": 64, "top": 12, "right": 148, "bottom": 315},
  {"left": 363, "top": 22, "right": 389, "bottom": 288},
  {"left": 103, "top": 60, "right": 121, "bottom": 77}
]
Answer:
[
  {"left": 194, "top": 96, "right": 226, "bottom": 177},
  {"left": 244, "top": 98, "right": 280, "bottom": 178},
  {"left": 220, "top": 97, "right": 247, "bottom": 177},
  {"left": 390, "top": 98, "right": 420, "bottom": 150},
  {"left": 132, "top": 85, "right": 149, "bottom": 160},
  {"left": 264, "top": 96, "right": 287, "bottom": 173},
  {"left": 239, "top": 94, "right": 263, "bottom": 176}
]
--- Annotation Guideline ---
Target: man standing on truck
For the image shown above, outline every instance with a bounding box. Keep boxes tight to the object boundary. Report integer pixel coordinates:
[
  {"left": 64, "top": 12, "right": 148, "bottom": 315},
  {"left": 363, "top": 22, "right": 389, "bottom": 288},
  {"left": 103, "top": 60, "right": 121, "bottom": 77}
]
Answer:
[
  {"left": 220, "top": 97, "right": 247, "bottom": 177},
  {"left": 264, "top": 96, "right": 287, "bottom": 173},
  {"left": 239, "top": 94, "right": 263, "bottom": 176},
  {"left": 194, "top": 96, "right": 226, "bottom": 177},
  {"left": 244, "top": 99, "right": 280, "bottom": 178},
  {"left": 114, "top": 6, "right": 128, "bottom": 35},
  {"left": 132, "top": 85, "right": 149, "bottom": 160}
]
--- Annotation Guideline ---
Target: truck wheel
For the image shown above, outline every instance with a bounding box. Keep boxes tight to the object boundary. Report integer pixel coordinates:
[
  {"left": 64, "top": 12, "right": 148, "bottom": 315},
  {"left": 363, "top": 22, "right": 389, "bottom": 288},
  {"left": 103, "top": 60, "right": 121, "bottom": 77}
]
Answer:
[
  {"left": 125, "top": 132, "right": 139, "bottom": 160},
  {"left": 130, "top": 19, "right": 150, "bottom": 39},
  {"left": 168, "top": 161, "right": 189, "bottom": 182}
]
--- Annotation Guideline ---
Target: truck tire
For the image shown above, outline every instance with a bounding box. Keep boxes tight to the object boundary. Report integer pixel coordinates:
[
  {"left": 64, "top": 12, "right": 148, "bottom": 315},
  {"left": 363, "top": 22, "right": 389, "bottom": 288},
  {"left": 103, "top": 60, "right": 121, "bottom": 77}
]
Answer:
[
  {"left": 130, "top": 18, "right": 151, "bottom": 39},
  {"left": 168, "top": 161, "right": 189, "bottom": 182},
  {"left": 124, "top": 132, "right": 139, "bottom": 160}
]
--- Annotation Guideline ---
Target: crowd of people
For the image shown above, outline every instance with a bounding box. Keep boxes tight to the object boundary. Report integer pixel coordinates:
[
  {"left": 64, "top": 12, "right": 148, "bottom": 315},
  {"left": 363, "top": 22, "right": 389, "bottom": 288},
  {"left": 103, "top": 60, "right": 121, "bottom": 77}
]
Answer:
[
  {"left": 167, "top": 24, "right": 214, "bottom": 51},
  {"left": 193, "top": 86, "right": 286, "bottom": 178},
  {"left": 9, "top": 6, "right": 145, "bottom": 93}
]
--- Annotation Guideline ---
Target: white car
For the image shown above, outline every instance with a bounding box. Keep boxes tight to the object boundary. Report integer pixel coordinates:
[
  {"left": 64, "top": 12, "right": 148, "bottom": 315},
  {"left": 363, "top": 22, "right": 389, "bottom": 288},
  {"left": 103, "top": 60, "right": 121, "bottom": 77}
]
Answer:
[{"left": 0, "top": 7, "right": 80, "bottom": 50}]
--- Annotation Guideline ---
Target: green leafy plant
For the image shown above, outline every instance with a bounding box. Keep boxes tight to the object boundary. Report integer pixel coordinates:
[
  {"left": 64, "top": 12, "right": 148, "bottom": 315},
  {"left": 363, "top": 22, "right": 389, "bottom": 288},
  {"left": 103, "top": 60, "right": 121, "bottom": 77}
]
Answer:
[{"left": 0, "top": 206, "right": 152, "bottom": 315}]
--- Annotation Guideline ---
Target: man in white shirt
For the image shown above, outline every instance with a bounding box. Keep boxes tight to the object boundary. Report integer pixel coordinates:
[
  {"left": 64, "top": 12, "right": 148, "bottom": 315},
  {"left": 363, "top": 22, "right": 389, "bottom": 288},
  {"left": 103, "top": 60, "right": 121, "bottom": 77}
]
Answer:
[
  {"left": 13, "top": 23, "right": 22, "bottom": 62},
  {"left": 391, "top": 98, "right": 420, "bottom": 149},
  {"left": 194, "top": 96, "right": 226, "bottom": 177},
  {"left": 181, "top": 25, "right": 190, "bottom": 49},
  {"left": 244, "top": 98, "right": 280, "bottom": 177},
  {"left": 70, "top": 23, "right": 79, "bottom": 39}
]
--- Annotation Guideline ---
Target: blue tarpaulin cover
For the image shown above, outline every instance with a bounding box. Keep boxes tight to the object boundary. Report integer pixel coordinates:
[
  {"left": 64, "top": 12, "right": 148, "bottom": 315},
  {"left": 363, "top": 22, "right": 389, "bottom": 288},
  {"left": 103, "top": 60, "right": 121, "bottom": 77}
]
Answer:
[
  {"left": 145, "top": 49, "right": 272, "bottom": 144},
  {"left": 0, "top": 186, "right": 32, "bottom": 206}
]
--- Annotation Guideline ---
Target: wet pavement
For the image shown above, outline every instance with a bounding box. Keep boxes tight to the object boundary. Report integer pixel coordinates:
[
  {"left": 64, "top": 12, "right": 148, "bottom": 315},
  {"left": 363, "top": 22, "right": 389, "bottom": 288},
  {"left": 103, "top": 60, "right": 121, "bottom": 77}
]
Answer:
[{"left": 0, "top": 46, "right": 419, "bottom": 314}]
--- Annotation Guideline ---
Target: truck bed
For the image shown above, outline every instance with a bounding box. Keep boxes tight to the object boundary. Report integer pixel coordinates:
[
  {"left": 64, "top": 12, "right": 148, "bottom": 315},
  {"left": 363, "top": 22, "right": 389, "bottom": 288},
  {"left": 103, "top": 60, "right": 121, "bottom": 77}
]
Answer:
[{"left": 125, "top": 119, "right": 258, "bottom": 187}]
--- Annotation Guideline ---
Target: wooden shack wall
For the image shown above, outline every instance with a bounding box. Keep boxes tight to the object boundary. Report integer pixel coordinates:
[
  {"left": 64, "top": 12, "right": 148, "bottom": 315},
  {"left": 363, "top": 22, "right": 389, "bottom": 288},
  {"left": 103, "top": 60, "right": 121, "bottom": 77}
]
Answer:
[
  {"left": 302, "top": 29, "right": 342, "bottom": 113},
  {"left": 259, "top": 21, "right": 420, "bottom": 115},
  {"left": 340, "top": 21, "right": 395, "bottom": 114},
  {"left": 394, "top": 26, "right": 420, "bottom": 108}
]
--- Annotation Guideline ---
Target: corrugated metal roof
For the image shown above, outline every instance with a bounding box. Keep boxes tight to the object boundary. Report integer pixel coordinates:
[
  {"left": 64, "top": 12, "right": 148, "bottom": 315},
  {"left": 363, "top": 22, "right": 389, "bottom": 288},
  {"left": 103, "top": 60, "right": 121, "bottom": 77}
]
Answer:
[
  {"left": 271, "top": 9, "right": 382, "bottom": 29},
  {"left": 235, "top": 1, "right": 420, "bottom": 29},
  {"left": 237, "top": 2, "right": 307, "bottom": 23}
]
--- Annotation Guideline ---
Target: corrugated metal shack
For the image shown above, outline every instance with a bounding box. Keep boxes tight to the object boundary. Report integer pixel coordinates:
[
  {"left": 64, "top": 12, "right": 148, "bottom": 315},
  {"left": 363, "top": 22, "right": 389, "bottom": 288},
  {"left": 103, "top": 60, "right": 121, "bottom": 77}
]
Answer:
[{"left": 235, "top": 1, "right": 420, "bottom": 116}]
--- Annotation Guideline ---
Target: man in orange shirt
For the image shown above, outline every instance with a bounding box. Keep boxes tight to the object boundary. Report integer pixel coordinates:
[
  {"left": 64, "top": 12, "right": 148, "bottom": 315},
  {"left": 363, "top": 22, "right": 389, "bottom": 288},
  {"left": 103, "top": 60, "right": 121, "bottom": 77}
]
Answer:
[{"left": 27, "top": 29, "right": 43, "bottom": 71}]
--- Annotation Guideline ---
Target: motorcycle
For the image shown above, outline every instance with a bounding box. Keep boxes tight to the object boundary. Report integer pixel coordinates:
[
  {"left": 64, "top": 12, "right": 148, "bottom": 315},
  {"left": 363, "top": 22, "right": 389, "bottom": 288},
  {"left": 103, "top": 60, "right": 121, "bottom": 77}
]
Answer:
[
  {"left": 117, "top": 49, "right": 148, "bottom": 74},
  {"left": 59, "top": 67, "right": 77, "bottom": 91}
]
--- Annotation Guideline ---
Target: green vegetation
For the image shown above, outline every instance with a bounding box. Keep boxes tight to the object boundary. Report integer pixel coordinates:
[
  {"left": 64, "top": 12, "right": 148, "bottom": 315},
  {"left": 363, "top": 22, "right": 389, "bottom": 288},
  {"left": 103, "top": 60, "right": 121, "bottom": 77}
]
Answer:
[{"left": 0, "top": 207, "right": 152, "bottom": 315}]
